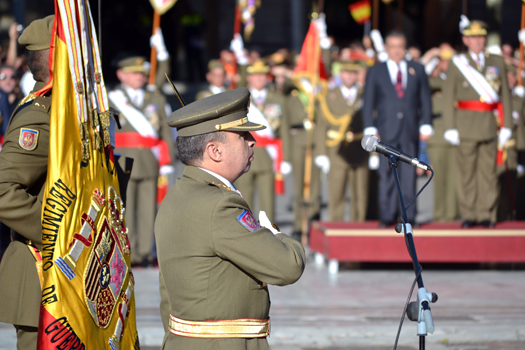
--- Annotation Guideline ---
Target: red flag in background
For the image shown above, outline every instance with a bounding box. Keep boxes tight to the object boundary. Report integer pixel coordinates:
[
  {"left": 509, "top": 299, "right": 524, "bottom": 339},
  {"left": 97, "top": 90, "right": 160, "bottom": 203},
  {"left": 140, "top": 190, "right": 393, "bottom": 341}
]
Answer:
[
  {"left": 349, "top": 0, "right": 372, "bottom": 25},
  {"left": 293, "top": 22, "right": 328, "bottom": 81}
]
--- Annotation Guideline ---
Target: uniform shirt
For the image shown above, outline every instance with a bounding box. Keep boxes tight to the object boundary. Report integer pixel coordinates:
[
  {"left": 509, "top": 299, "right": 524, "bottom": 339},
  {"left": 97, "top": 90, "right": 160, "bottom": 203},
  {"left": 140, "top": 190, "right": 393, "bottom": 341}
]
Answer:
[
  {"left": 124, "top": 86, "right": 145, "bottom": 107},
  {"left": 340, "top": 85, "right": 358, "bottom": 105},
  {"left": 250, "top": 88, "right": 268, "bottom": 106},
  {"left": 469, "top": 50, "right": 485, "bottom": 69},
  {"left": 209, "top": 85, "right": 225, "bottom": 95}
]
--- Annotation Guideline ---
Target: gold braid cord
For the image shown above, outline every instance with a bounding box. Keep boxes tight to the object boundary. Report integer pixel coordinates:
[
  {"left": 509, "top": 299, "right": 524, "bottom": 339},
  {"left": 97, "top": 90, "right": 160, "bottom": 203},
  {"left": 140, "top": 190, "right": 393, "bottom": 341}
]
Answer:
[
  {"left": 318, "top": 90, "right": 358, "bottom": 147},
  {"left": 80, "top": 121, "right": 90, "bottom": 160},
  {"left": 100, "top": 110, "right": 111, "bottom": 147}
]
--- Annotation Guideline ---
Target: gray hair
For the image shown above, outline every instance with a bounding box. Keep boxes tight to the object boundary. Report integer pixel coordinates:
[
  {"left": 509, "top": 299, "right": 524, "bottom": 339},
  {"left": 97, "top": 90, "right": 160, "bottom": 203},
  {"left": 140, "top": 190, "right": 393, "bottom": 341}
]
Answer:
[{"left": 176, "top": 131, "right": 227, "bottom": 166}]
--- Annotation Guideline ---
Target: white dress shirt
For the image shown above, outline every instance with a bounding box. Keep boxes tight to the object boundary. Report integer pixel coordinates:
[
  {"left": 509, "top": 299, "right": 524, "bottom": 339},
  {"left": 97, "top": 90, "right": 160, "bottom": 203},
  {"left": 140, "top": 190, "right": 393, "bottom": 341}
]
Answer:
[
  {"left": 469, "top": 50, "right": 485, "bottom": 69},
  {"left": 198, "top": 167, "right": 242, "bottom": 196},
  {"left": 340, "top": 85, "right": 358, "bottom": 104},
  {"left": 386, "top": 59, "right": 407, "bottom": 89},
  {"left": 250, "top": 88, "right": 268, "bottom": 105},
  {"left": 210, "top": 85, "right": 226, "bottom": 95},
  {"left": 124, "top": 85, "right": 145, "bottom": 107}
]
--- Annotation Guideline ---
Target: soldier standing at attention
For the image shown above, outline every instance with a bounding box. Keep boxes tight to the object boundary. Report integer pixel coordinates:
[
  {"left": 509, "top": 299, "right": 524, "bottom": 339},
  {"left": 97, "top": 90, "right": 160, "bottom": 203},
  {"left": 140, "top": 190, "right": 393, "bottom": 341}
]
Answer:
[
  {"left": 195, "top": 60, "right": 228, "bottom": 100},
  {"left": 442, "top": 18, "right": 513, "bottom": 228},
  {"left": 0, "top": 15, "right": 54, "bottom": 349},
  {"left": 316, "top": 60, "right": 369, "bottom": 221},
  {"left": 109, "top": 55, "right": 175, "bottom": 267},
  {"left": 235, "top": 60, "right": 286, "bottom": 221},
  {"left": 155, "top": 87, "right": 305, "bottom": 350}
]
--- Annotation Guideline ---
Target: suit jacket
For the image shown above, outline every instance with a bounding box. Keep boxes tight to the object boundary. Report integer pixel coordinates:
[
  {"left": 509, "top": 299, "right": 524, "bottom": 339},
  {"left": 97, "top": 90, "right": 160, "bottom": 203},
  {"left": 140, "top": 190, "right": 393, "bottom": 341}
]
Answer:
[
  {"left": 111, "top": 85, "right": 175, "bottom": 180},
  {"left": 363, "top": 60, "right": 432, "bottom": 144},
  {"left": 442, "top": 53, "right": 512, "bottom": 141},
  {"left": 0, "top": 81, "right": 50, "bottom": 327},
  {"left": 316, "top": 86, "right": 368, "bottom": 167},
  {"left": 155, "top": 166, "right": 305, "bottom": 350}
]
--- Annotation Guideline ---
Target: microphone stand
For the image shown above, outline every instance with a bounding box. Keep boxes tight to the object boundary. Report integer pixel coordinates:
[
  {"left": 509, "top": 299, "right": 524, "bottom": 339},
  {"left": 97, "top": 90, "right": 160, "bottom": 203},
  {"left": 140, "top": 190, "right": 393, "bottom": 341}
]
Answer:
[{"left": 388, "top": 155, "right": 437, "bottom": 350}]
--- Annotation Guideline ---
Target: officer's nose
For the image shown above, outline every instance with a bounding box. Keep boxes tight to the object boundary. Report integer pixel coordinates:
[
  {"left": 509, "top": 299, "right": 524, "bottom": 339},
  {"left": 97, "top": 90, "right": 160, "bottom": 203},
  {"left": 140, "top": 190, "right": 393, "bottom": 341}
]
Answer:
[{"left": 246, "top": 132, "right": 256, "bottom": 147}]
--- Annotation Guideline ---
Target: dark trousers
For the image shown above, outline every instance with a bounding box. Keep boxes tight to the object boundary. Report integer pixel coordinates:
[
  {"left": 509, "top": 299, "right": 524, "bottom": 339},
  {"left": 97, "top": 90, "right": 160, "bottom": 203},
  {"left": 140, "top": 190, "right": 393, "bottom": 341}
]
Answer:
[{"left": 377, "top": 140, "right": 417, "bottom": 224}]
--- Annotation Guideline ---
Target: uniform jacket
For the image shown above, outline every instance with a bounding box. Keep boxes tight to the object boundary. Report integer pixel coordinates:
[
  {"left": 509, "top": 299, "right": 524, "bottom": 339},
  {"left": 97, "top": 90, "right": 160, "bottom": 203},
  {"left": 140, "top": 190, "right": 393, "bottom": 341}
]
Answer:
[
  {"left": 316, "top": 86, "right": 368, "bottom": 167},
  {"left": 155, "top": 166, "right": 305, "bottom": 350},
  {"left": 442, "top": 53, "right": 513, "bottom": 141},
  {"left": 0, "top": 81, "right": 50, "bottom": 327},
  {"left": 427, "top": 76, "right": 451, "bottom": 147},
  {"left": 362, "top": 60, "right": 432, "bottom": 143},
  {"left": 111, "top": 85, "right": 175, "bottom": 180}
]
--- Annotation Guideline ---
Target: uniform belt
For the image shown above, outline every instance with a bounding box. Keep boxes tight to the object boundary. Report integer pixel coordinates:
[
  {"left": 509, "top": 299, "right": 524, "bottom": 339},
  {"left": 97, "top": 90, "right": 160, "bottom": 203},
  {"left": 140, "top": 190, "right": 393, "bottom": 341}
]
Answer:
[
  {"left": 12, "top": 231, "right": 31, "bottom": 245},
  {"left": 456, "top": 100, "right": 499, "bottom": 112},
  {"left": 289, "top": 124, "right": 305, "bottom": 130},
  {"left": 168, "top": 314, "right": 270, "bottom": 339}
]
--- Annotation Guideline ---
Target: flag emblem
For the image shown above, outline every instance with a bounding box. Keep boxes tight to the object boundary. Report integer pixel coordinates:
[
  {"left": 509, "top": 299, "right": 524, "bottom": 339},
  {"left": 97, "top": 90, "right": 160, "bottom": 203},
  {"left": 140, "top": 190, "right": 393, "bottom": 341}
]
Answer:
[
  {"left": 237, "top": 210, "right": 260, "bottom": 231},
  {"left": 19, "top": 128, "right": 39, "bottom": 151}
]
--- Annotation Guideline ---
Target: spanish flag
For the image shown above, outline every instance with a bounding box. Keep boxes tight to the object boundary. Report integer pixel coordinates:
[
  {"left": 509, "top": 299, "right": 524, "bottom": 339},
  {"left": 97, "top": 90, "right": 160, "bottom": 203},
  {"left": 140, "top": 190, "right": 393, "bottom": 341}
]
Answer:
[
  {"left": 349, "top": 0, "right": 371, "bottom": 25},
  {"left": 293, "top": 21, "right": 328, "bottom": 82},
  {"left": 37, "top": 0, "right": 138, "bottom": 349}
]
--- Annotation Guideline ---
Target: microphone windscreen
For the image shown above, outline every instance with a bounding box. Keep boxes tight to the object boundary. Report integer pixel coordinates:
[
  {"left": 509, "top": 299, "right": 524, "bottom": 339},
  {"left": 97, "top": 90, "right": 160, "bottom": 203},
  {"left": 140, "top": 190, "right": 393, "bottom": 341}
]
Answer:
[{"left": 361, "top": 134, "right": 378, "bottom": 152}]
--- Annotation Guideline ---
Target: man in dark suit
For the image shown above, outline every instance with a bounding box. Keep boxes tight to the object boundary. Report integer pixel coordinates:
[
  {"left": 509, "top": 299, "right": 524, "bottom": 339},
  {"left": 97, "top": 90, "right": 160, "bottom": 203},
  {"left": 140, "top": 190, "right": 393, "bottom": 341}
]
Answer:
[{"left": 363, "top": 31, "right": 433, "bottom": 226}]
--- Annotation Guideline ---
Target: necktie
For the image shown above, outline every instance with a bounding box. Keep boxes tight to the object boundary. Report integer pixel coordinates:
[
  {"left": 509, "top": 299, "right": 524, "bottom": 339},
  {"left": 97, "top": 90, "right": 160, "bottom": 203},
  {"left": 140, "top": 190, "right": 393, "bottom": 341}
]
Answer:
[
  {"left": 474, "top": 55, "right": 482, "bottom": 71},
  {"left": 395, "top": 65, "right": 404, "bottom": 98}
]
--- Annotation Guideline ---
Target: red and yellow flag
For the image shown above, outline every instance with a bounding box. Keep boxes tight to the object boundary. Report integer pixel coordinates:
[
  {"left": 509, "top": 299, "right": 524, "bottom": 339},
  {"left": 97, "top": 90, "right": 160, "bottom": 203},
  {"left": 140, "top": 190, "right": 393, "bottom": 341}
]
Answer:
[
  {"left": 293, "top": 21, "right": 328, "bottom": 82},
  {"left": 349, "top": 0, "right": 371, "bottom": 25},
  {"left": 37, "top": 0, "right": 138, "bottom": 349}
]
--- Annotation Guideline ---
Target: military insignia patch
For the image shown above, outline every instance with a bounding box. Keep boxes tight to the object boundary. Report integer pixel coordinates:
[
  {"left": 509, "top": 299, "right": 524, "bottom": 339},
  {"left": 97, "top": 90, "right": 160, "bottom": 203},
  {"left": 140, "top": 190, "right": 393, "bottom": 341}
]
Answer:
[
  {"left": 237, "top": 210, "right": 260, "bottom": 231},
  {"left": 19, "top": 128, "right": 39, "bottom": 151}
]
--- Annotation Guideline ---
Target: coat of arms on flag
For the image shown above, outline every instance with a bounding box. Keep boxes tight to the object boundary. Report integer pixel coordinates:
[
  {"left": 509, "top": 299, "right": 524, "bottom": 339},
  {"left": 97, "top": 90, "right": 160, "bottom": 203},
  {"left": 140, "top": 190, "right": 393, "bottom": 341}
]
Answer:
[{"left": 37, "top": 0, "right": 139, "bottom": 349}]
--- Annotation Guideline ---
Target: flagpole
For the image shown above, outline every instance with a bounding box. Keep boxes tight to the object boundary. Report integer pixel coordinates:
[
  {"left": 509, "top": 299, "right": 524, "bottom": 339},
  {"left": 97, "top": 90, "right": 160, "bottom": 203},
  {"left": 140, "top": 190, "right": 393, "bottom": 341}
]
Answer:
[
  {"left": 397, "top": 0, "right": 403, "bottom": 31},
  {"left": 148, "top": 10, "right": 161, "bottom": 87},
  {"left": 231, "top": 4, "right": 241, "bottom": 90},
  {"left": 373, "top": 0, "right": 379, "bottom": 29}
]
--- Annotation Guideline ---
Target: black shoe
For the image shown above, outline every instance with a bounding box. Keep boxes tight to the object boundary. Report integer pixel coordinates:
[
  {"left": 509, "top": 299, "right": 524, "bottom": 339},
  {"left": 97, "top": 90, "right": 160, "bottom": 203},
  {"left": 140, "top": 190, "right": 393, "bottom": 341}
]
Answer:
[
  {"left": 461, "top": 220, "right": 476, "bottom": 228},
  {"left": 479, "top": 220, "right": 495, "bottom": 228},
  {"left": 140, "top": 257, "right": 153, "bottom": 268}
]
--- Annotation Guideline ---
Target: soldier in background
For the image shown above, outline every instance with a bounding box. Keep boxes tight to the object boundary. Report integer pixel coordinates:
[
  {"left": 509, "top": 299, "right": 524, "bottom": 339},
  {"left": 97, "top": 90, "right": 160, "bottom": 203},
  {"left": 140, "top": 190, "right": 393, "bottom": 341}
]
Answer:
[
  {"left": 497, "top": 64, "right": 525, "bottom": 221},
  {"left": 442, "top": 19, "right": 513, "bottom": 228},
  {"left": 195, "top": 60, "right": 227, "bottom": 100},
  {"left": 316, "top": 60, "right": 369, "bottom": 221},
  {"left": 109, "top": 55, "right": 175, "bottom": 267},
  {"left": 235, "top": 60, "right": 286, "bottom": 221},
  {"left": 426, "top": 48, "right": 459, "bottom": 221}
]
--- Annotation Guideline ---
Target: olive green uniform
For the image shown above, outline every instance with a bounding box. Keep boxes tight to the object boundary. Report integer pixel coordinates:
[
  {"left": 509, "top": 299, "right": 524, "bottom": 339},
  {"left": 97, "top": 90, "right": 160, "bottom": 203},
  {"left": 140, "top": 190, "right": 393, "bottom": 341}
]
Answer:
[
  {"left": 155, "top": 166, "right": 305, "bottom": 350},
  {"left": 235, "top": 91, "right": 286, "bottom": 221},
  {"left": 497, "top": 92, "right": 524, "bottom": 220},
  {"left": 111, "top": 85, "right": 175, "bottom": 264},
  {"left": 281, "top": 89, "right": 321, "bottom": 231},
  {"left": 442, "top": 53, "right": 513, "bottom": 223},
  {"left": 427, "top": 76, "right": 458, "bottom": 221},
  {"left": 316, "top": 86, "right": 369, "bottom": 221},
  {"left": 0, "top": 81, "right": 51, "bottom": 348}
]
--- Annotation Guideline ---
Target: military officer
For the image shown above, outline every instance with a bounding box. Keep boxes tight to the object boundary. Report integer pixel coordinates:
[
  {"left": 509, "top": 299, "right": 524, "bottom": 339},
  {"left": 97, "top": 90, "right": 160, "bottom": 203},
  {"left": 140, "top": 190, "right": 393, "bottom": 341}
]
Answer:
[
  {"left": 109, "top": 56, "right": 175, "bottom": 266},
  {"left": 195, "top": 60, "right": 228, "bottom": 101},
  {"left": 0, "top": 15, "right": 54, "bottom": 349},
  {"left": 442, "top": 19, "right": 513, "bottom": 227},
  {"left": 316, "top": 60, "right": 369, "bottom": 221},
  {"left": 281, "top": 81, "right": 322, "bottom": 238},
  {"left": 235, "top": 60, "right": 286, "bottom": 221},
  {"left": 155, "top": 87, "right": 305, "bottom": 350},
  {"left": 426, "top": 49, "right": 459, "bottom": 221}
]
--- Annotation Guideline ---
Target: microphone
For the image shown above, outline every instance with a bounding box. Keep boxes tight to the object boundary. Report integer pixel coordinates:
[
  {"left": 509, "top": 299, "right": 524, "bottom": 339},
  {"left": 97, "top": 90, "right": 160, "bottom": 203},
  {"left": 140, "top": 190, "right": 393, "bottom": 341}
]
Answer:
[{"left": 361, "top": 134, "right": 430, "bottom": 170}]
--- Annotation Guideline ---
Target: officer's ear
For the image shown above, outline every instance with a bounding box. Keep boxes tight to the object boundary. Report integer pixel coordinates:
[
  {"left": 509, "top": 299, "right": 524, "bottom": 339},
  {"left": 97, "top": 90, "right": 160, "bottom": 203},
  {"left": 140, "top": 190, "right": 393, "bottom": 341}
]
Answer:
[{"left": 204, "top": 141, "right": 223, "bottom": 163}]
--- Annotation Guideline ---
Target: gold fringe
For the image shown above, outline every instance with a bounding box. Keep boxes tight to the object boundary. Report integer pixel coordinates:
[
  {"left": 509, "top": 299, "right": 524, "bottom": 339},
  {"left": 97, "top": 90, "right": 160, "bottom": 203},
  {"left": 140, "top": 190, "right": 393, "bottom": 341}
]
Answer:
[{"left": 100, "top": 110, "right": 111, "bottom": 147}]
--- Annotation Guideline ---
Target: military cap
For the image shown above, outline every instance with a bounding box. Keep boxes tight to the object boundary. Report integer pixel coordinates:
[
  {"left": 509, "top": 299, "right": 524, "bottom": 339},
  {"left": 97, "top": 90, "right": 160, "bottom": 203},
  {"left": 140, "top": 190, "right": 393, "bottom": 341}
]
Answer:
[
  {"left": 116, "top": 56, "right": 150, "bottom": 74},
  {"left": 247, "top": 60, "right": 270, "bottom": 75},
  {"left": 339, "top": 59, "right": 362, "bottom": 72},
  {"left": 439, "top": 49, "right": 455, "bottom": 60},
  {"left": 168, "top": 87, "right": 265, "bottom": 137},
  {"left": 462, "top": 20, "right": 487, "bottom": 37},
  {"left": 18, "top": 15, "right": 54, "bottom": 51},
  {"left": 208, "top": 59, "right": 225, "bottom": 72}
]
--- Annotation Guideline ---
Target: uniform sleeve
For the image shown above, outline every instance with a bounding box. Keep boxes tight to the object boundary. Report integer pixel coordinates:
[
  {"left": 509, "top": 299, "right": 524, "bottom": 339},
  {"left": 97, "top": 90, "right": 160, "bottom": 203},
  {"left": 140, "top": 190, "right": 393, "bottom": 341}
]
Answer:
[
  {"left": 314, "top": 98, "right": 328, "bottom": 157},
  {"left": 157, "top": 95, "right": 176, "bottom": 164},
  {"left": 211, "top": 193, "right": 305, "bottom": 286},
  {"left": 156, "top": 57, "right": 171, "bottom": 91},
  {"left": 281, "top": 96, "right": 293, "bottom": 162},
  {"left": 418, "top": 65, "right": 433, "bottom": 127},
  {"left": 0, "top": 107, "right": 49, "bottom": 244},
  {"left": 441, "top": 61, "right": 458, "bottom": 131},
  {"left": 498, "top": 59, "right": 513, "bottom": 130},
  {"left": 362, "top": 65, "right": 376, "bottom": 129}
]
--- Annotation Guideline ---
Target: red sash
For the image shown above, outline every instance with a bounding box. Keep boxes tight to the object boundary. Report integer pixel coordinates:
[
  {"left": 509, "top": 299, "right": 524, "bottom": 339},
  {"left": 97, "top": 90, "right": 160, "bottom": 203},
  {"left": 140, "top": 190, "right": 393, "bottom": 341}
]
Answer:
[
  {"left": 456, "top": 100, "right": 505, "bottom": 165},
  {"left": 115, "top": 132, "right": 171, "bottom": 166},
  {"left": 253, "top": 134, "right": 285, "bottom": 194}
]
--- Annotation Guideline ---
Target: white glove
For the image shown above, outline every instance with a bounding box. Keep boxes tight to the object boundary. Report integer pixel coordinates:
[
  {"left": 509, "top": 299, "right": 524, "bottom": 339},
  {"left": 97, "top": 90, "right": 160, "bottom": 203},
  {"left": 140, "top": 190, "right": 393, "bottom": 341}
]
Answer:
[
  {"left": 150, "top": 28, "right": 169, "bottom": 61},
  {"left": 519, "top": 29, "right": 525, "bottom": 44},
  {"left": 425, "top": 57, "right": 440, "bottom": 76},
  {"left": 280, "top": 161, "right": 292, "bottom": 175},
  {"left": 459, "top": 15, "right": 470, "bottom": 34},
  {"left": 314, "top": 155, "right": 330, "bottom": 174},
  {"left": 370, "top": 29, "right": 384, "bottom": 52},
  {"left": 314, "top": 13, "right": 331, "bottom": 49},
  {"left": 160, "top": 165, "right": 175, "bottom": 175},
  {"left": 499, "top": 127, "right": 512, "bottom": 148},
  {"left": 230, "top": 33, "right": 248, "bottom": 65},
  {"left": 444, "top": 129, "right": 460, "bottom": 146},
  {"left": 368, "top": 153, "right": 379, "bottom": 170},
  {"left": 259, "top": 210, "right": 280, "bottom": 234},
  {"left": 514, "top": 85, "right": 525, "bottom": 98},
  {"left": 377, "top": 51, "right": 389, "bottom": 62}
]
